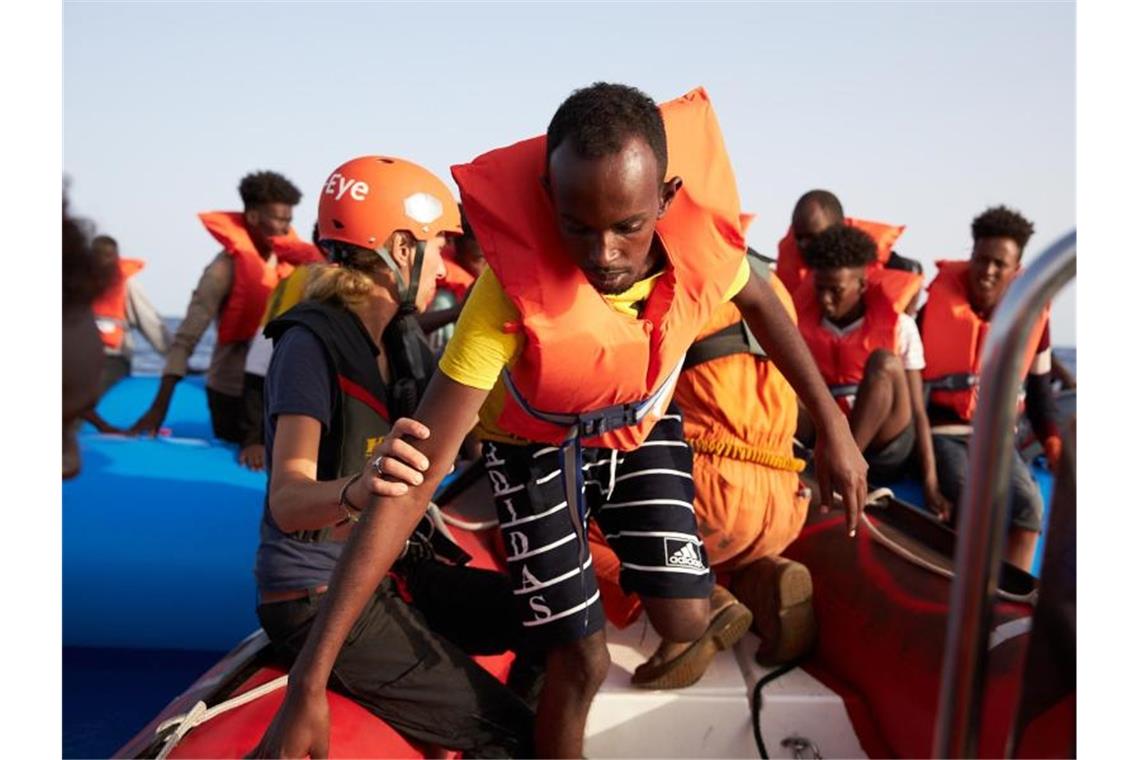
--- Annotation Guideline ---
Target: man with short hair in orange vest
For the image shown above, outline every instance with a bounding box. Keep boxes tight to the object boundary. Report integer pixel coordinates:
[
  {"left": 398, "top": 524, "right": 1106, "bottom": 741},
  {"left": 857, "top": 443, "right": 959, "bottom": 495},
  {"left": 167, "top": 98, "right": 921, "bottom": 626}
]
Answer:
[
  {"left": 918, "top": 205, "right": 1062, "bottom": 572},
  {"left": 795, "top": 224, "right": 953, "bottom": 519},
  {"left": 252, "top": 84, "right": 868, "bottom": 759},
  {"left": 776, "top": 189, "right": 924, "bottom": 313},
  {"left": 129, "top": 171, "right": 320, "bottom": 444}
]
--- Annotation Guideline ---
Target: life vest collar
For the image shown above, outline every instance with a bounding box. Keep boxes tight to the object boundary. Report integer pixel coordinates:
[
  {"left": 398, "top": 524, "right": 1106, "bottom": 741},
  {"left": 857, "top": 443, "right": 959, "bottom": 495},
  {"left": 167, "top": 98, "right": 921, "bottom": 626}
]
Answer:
[
  {"left": 775, "top": 217, "right": 906, "bottom": 294},
  {"left": 451, "top": 86, "right": 746, "bottom": 452},
  {"left": 920, "top": 259, "right": 1049, "bottom": 422},
  {"left": 794, "top": 272, "right": 905, "bottom": 415},
  {"left": 200, "top": 211, "right": 324, "bottom": 344},
  {"left": 198, "top": 211, "right": 323, "bottom": 265}
]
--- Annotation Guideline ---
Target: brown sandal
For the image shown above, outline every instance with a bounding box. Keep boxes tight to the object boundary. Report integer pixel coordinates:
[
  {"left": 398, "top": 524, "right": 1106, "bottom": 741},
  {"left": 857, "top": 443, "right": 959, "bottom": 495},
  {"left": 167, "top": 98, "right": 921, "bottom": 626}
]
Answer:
[
  {"left": 630, "top": 585, "right": 753, "bottom": 690},
  {"left": 731, "top": 556, "right": 816, "bottom": 666}
]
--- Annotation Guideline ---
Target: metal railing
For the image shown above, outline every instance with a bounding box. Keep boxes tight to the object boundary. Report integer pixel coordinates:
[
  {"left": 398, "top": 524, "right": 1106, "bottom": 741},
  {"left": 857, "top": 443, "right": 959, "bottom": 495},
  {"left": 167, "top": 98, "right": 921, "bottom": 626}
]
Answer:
[{"left": 932, "top": 230, "right": 1077, "bottom": 758}]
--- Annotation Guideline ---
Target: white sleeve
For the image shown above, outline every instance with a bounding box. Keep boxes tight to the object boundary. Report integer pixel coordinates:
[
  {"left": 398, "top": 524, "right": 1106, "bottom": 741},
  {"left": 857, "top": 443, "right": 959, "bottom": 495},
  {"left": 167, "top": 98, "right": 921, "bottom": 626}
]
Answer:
[
  {"left": 244, "top": 331, "right": 274, "bottom": 378},
  {"left": 125, "top": 279, "right": 173, "bottom": 354},
  {"left": 895, "top": 313, "right": 926, "bottom": 371}
]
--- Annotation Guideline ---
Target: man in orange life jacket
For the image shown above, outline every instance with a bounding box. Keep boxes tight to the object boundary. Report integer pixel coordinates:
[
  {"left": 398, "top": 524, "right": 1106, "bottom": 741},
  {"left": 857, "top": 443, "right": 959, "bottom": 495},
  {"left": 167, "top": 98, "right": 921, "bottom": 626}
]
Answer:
[
  {"left": 776, "top": 189, "right": 924, "bottom": 314},
  {"left": 129, "top": 171, "right": 304, "bottom": 443},
  {"left": 796, "top": 225, "right": 953, "bottom": 519},
  {"left": 252, "top": 83, "right": 868, "bottom": 760},
  {"left": 918, "top": 205, "right": 1062, "bottom": 572},
  {"left": 80, "top": 235, "right": 172, "bottom": 434}
]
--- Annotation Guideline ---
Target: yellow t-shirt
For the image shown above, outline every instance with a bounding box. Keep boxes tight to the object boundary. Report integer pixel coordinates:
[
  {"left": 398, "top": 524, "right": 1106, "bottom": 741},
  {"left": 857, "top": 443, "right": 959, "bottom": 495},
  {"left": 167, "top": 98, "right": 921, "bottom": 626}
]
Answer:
[{"left": 438, "top": 258, "right": 751, "bottom": 443}]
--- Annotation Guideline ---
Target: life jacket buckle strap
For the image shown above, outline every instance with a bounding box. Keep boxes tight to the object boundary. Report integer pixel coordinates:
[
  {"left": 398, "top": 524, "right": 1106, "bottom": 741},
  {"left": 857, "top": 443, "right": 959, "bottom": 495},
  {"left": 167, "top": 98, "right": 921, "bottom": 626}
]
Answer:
[
  {"left": 578, "top": 403, "right": 641, "bottom": 438},
  {"left": 925, "top": 372, "right": 979, "bottom": 392}
]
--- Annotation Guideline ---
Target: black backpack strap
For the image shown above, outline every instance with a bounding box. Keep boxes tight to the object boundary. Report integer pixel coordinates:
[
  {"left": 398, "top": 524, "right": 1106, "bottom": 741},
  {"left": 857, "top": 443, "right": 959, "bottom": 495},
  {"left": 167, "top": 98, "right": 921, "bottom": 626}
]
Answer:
[
  {"left": 684, "top": 322, "right": 755, "bottom": 370},
  {"left": 684, "top": 249, "right": 774, "bottom": 371}
]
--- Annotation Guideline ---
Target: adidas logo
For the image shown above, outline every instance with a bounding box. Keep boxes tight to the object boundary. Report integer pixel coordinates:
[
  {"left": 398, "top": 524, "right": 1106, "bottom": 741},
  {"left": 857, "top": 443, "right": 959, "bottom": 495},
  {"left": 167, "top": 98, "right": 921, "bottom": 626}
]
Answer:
[{"left": 666, "top": 539, "right": 705, "bottom": 569}]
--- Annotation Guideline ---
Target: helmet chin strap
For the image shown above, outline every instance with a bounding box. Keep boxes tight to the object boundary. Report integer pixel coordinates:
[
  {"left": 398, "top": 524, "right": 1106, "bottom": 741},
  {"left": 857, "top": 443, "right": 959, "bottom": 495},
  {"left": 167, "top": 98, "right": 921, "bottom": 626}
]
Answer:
[{"left": 375, "top": 240, "right": 426, "bottom": 314}]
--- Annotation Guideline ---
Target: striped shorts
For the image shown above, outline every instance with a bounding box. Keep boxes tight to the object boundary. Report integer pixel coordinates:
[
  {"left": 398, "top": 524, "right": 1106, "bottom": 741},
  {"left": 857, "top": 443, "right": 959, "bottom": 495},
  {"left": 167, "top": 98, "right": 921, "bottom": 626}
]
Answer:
[{"left": 481, "top": 407, "right": 713, "bottom": 647}]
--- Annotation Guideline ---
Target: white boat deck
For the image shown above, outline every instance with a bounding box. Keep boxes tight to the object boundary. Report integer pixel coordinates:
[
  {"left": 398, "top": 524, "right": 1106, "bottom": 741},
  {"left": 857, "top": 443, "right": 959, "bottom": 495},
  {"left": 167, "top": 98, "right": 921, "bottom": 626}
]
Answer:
[{"left": 585, "top": 621, "right": 867, "bottom": 759}]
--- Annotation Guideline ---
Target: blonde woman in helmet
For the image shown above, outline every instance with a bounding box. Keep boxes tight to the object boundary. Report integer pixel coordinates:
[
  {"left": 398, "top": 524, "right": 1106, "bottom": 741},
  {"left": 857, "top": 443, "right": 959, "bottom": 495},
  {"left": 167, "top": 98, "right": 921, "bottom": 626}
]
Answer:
[{"left": 252, "top": 156, "right": 533, "bottom": 757}]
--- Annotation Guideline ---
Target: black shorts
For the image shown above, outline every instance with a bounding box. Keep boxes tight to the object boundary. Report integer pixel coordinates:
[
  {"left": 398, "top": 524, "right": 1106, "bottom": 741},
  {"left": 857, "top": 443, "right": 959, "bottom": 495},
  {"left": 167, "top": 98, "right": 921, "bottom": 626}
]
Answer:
[
  {"left": 206, "top": 387, "right": 247, "bottom": 444},
  {"left": 866, "top": 422, "right": 916, "bottom": 483},
  {"left": 481, "top": 407, "right": 713, "bottom": 648}
]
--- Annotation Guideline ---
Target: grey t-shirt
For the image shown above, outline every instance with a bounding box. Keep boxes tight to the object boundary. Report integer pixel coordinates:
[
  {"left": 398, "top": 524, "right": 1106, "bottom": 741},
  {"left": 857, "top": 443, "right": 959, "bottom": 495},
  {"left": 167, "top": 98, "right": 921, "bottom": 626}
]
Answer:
[{"left": 253, "top": 326, "right": 344, "bottom": 593}]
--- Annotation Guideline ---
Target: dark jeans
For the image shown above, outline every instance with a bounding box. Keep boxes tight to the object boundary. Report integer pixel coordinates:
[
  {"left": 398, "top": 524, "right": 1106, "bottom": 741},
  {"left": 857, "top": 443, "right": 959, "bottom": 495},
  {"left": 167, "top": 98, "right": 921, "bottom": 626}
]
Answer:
[
  {"left": 257, "top": 567, "right": 534, "bottom": 758},
  {"left": 205, "top": 387, "right": 247, "bottom": 444},
  {"left": 933, "top": 433, "right": 1043, "bottom": 532}
]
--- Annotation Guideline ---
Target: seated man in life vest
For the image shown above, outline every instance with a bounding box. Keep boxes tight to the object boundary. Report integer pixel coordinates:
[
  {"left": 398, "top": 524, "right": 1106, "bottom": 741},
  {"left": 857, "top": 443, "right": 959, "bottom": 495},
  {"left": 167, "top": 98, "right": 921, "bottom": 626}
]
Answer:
[
  {"left": 252, "top": 83, "right": 868, "bottom": 760},
  {"left": 775, "top": 189, "right": 924, "bottom": 314},
  {"left": 81, "top": 234, "right": 172, "bottom": 434},
  {"left": 795, "top": 225, "right": 953, "bottom": 519},
  {"left": 918, "top": 205, "right": 1062, "bottom": 571},
  {"left": 128, "top": 171, "right": 322, "bottom": 443}
]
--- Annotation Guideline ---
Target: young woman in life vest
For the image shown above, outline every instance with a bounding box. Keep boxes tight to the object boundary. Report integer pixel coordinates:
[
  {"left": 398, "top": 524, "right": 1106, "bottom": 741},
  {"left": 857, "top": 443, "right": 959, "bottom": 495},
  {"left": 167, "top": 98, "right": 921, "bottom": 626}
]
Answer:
[
  {"left": 251, "top": 83, "right": 868, "bottom": 760},
  {"left": 918, "top": 205, "right": 1062, "bottom": 572},
  {"left": 795, "top": 224, "right": 954, "bottom": 520},
  {"left": 249, "top": 156, "right": 534, "bottom": 758}
]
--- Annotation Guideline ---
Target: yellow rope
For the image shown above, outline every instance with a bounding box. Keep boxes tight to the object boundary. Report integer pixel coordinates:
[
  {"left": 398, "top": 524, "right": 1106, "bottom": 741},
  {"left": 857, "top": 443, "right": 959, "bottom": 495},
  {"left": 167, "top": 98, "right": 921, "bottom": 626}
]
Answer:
[{"left": 688, "top": 437, "right": 806, "bottom": 473}]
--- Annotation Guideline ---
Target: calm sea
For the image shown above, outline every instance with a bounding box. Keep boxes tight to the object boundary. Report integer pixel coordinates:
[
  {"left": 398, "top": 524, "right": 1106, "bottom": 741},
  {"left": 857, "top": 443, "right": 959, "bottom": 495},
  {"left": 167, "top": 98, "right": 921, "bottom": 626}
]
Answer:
[
  {"left": 128, "top": 318, "right": 1078, "bottom": 379},
  {"left": 130, "top": 317, "right": 214, "bottom": 374}
]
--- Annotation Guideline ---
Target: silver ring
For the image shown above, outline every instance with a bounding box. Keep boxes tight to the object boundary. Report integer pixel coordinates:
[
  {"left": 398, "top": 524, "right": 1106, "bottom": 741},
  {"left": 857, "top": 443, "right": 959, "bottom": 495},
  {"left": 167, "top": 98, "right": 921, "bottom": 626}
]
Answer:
[{"left": 372, "top": 455, "right": 386, "bottom": 477}]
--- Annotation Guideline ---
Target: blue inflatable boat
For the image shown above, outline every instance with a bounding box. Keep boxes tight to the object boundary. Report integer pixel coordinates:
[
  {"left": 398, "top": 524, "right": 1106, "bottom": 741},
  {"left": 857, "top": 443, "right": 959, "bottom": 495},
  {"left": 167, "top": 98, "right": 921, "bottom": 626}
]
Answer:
[{"left": 64, "top": 375, "right": 266, "bottom": 652}]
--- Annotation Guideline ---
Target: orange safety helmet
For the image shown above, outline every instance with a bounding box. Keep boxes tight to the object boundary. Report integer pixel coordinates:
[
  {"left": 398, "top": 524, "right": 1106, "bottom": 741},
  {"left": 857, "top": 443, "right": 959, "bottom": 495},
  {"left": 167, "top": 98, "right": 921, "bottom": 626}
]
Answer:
[{"left": 317, "top": 155, "right": 462, "bottom": 251}]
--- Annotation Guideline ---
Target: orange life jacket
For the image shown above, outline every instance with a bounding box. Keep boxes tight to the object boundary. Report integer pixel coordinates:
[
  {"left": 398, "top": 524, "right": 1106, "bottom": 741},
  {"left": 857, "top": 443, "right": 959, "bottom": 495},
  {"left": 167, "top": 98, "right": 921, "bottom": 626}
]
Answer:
[
  {"left": 92, "top": 258, "right": 145, "bottom": 351},
  {"left": 794, "top": 268, "right": 922, "bottom": 414},
  {"left": 921, "top": 260, "right": 1049, "bottom": 423},
  {"left": 199, "top": 212, "right": 323, "bottom": 344},
  {"left": 776, "top": 217, "right": 905, "bottom": 294},
  {"left": 452, "top": 86, "right": 746, "bottom": 451}
]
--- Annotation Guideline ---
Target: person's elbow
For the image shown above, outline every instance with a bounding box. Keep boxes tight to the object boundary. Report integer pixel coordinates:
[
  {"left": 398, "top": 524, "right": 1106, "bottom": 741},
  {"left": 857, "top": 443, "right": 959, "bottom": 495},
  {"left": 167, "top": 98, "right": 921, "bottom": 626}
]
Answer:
[{"left": 266, "top": 480, "right": 306, "bottom": 534}]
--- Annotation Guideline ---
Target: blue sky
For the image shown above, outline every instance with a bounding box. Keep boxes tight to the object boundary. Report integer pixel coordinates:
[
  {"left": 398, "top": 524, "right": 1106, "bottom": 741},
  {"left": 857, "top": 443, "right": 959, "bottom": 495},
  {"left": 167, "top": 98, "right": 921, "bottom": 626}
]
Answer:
[{"left": 63, "top": 1, "right": 1075, "bottom": 344}]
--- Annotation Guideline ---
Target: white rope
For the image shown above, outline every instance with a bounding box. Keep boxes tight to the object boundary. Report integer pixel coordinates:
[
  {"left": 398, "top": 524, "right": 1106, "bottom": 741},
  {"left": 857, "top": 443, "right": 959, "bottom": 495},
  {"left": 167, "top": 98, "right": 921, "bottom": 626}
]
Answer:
[
  {"left": 154, "top": 674, "right": 289, "bottom": 759},
  {"left": 856, "top": 489, "right": 1038, "bottom": 606}
]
